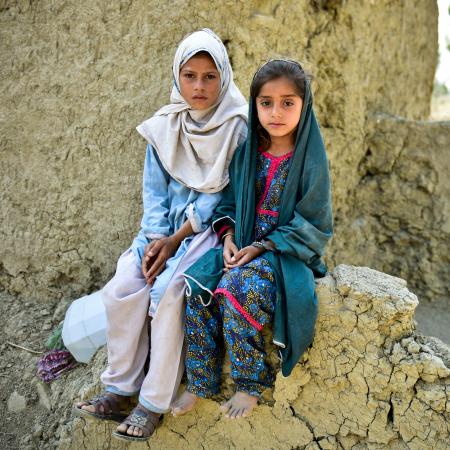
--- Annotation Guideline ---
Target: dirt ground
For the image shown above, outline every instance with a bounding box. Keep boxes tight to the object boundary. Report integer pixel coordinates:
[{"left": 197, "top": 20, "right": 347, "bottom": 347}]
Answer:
[{"left": 0, "top": 293, "right": 72, "bottom": 450}]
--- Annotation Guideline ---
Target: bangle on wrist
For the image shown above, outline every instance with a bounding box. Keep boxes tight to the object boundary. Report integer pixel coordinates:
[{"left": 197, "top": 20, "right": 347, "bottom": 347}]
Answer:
[
  {"left": 262, "top": 239, "right": 276, "bottom": 251},
  {"left": 251, "top": 240, "right": 275, "bottom": 251},
  {"left": 222, "top": 232, "right": 235, "bottom": 242}
]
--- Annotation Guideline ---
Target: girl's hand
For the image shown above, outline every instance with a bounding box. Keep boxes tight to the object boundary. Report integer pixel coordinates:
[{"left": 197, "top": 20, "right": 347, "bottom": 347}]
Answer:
[
  {"left": 225, "top": 245, "right": 264, "bottom": 270},
  {"left": 142, "top": 219, "right": 193, "bottom": 285},
  {"left": 144, "top": 237, "right": 179, "bottom": 285},
  {"left": 142, "top": 242, "right": 157, "bottom": 277},
  {"left": 223, "top": 235, "right": 239, "bottom": 270}
]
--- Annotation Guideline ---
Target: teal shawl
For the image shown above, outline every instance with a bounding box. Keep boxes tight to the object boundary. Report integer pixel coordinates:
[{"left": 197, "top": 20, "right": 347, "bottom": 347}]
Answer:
[{"left": 184, "top": 78, "right": 333, "bottom": 376}]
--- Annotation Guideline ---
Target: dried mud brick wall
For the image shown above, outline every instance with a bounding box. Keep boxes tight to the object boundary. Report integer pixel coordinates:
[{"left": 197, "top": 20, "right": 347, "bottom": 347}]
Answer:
[
  {"left": 0, "top": 0, "right": 439, "bottom": 301},
  {"left": 349, "top": 115, "right": 450, "bottom": 302}
]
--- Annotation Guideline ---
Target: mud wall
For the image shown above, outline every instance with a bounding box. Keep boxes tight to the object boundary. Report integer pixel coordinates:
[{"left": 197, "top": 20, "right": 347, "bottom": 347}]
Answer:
[
  {"left": 345, "top": 115, "right": 450, "bottom": 302},
  {"left": 0, "top": 0, "right": 439, "bottom": 301}
]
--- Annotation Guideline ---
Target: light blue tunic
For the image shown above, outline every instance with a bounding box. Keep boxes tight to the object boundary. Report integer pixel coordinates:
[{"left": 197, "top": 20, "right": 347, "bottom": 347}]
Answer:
[{"left": 131, "top": 144, "right": 222, "bottom": 315}]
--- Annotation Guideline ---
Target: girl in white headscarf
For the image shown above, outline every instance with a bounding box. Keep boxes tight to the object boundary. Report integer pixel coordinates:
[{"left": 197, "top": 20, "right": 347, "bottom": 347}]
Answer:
[{"left": 74, "top": 29, "right": 247, "bottom": 442}]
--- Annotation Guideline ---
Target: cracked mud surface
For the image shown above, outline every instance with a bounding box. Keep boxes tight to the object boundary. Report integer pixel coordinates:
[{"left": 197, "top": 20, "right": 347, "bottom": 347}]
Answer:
[{"left": 2, "top": 265, "right": 448, "bottom": 449}]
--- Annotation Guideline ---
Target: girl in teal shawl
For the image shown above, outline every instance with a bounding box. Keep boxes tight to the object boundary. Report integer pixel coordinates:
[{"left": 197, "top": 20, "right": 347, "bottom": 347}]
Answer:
[{"left": 172, "top": 60, "right": 333, "bottom": 419}]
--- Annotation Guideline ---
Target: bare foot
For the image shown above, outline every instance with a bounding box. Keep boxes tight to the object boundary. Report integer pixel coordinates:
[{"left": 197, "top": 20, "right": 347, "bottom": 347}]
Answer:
[
  {"left": 171, "top": 391, "right": 199, "bottom": 416},
  {"left": 219, "top": 391, "right": 258, "bottom": 419}
]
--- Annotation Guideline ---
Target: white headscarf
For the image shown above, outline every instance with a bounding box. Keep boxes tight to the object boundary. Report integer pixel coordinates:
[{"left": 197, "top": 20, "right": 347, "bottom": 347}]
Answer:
[{"left": 136, "top": 29, "right": 248, "bottom": 193}]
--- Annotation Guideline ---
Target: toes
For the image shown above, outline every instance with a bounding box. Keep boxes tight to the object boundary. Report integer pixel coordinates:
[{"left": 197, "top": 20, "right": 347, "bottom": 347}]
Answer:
[
  {"left": 241, "top": 407, "right": 250, "bottom": 418},
  {"left": 171, "top": 407, "right": 181, "bottom": 417},
  {"left": 229, "top": 407, "right": 239, "bottom": 419},
  {"left": 128, "top": 426, "right": 143, "bottom": 437},
  {"left": 225, "top": 406, "right": 235, "bottom": 418},
  {"left": 171, "top": 394, "right": 198, "bottom": 417},
  {"left": 232, "top": 408, "right": 242, "bottom": 419},
  {"left": 116, "top": 423, "right": 127, "bottom": 433},
  {"left": 219, "top": 400, "right": 231, "bottom": 413},
  {"left": 81, "top": 405, "right": 95, "bottom": 413},
  {"left": 120, "top": 424, "right": 143, "bottom": 437}
]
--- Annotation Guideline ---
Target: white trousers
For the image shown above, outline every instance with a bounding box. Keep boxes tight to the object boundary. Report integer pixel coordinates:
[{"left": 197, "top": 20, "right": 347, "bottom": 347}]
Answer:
[{"left": 100, "top": 229, "right": 218, "bottom": 413}]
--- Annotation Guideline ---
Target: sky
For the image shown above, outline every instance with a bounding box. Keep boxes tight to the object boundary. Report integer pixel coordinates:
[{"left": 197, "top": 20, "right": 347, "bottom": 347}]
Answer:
[{"left": 436, "top": 0, "right": 450, "bottom": 88}]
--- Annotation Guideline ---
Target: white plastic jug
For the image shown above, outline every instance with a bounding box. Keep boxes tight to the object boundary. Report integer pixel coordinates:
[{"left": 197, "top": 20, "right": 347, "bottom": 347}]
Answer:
[{"left": 62, "top": 290, "right": 107, "bottom": 363}]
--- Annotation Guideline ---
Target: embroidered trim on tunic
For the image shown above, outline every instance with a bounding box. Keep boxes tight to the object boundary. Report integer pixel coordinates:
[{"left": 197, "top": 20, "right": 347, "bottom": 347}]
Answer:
[
  {"left": 256, "top": 208, "right": 279, "bottom": 217},
  {"left": 212, "top": 215, "right": 236, "bottom": 231},
  {"left": 255, "top": 151, "right": 293, "bottom": 216},
  {"left": 214, "top": 288, "right": 263, "bottom": 331},
  {"left": 260, "top": 150, "right": 293, "bottom": 161}
]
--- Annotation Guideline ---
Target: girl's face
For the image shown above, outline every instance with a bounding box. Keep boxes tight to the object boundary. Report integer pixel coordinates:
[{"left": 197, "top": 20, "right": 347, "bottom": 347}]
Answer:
[
  {"left": 256, "top": 77, "right": 303, "bottom": 145},
  {"left": 179, "top": 53, "right": 221, "bottom": 110}
]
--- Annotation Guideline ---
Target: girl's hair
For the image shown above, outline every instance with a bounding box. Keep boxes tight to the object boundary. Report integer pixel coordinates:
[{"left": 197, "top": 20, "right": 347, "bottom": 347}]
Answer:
[
  {"left": 191, "top": 50, "right": 213, "bottom": 60},
  {"left": 250, "top": 59, "right": 311, "bottom": 150}
]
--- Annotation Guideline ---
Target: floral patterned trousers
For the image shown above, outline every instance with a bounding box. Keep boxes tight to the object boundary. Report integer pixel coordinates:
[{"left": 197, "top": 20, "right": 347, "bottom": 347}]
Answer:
[{"left": 185, "top": 256, "right": 277, "bottom": 397}]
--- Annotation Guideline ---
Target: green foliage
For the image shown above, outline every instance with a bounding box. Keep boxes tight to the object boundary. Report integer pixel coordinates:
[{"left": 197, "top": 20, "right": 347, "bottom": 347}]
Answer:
[
  {"left": 45, "top": 322, "right": 65, "bottom": 350},
  {"left": 433, "top": 80, "right": 449, "bottom": 97}
]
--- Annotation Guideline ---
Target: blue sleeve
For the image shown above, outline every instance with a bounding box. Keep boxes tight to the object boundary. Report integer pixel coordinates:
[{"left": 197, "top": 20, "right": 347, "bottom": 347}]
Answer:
[
  {"left": 131, "top": 144, "right": 171, "bottom": 264},
  {"left": 185, "top": 192, "right": 222, "bottom": 233},
  {"left": 140, "top": 144, "right": 171, "bottom": 237}
]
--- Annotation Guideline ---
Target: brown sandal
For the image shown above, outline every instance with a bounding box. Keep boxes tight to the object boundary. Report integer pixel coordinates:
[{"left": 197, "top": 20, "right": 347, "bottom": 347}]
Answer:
[
  {"left": 112, "top": 404, "right": 161, "bottom": 442},
  {"left": 73, "top": 393, "right": 133, "bottom": 422}
]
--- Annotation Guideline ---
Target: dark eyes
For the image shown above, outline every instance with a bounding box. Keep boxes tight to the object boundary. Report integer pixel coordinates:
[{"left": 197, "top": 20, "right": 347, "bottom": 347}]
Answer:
[
  {"left": 182, "top": 73, "right": 218, "bottom": 80},
  {"left": 259, "top": 100, "right": 295, "bottom": 107}
]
